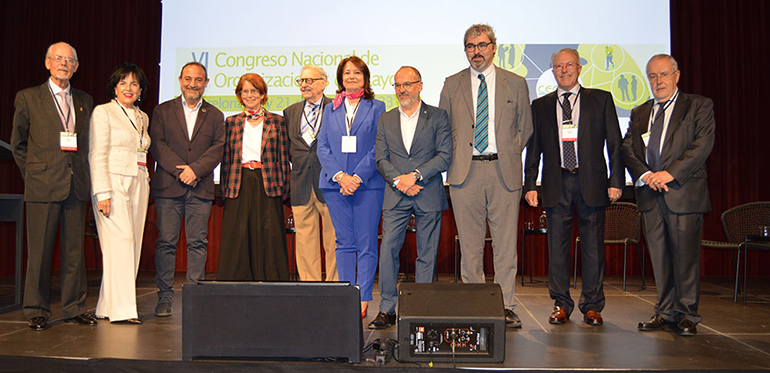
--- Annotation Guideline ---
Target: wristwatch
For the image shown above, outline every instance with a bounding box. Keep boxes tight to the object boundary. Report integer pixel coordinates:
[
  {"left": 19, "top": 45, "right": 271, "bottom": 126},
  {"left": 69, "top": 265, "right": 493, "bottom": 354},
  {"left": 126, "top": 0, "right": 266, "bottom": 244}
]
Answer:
[{"left": 412, "top": 169, "right": 422, "bottom": 181}]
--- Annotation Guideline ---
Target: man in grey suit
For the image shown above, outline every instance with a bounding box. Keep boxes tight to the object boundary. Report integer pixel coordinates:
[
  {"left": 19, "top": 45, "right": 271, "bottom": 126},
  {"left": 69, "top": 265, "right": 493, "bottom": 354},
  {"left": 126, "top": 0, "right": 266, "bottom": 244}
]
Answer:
[
  {"left": 621, "top": 54, "right": 715, "bottom": 336},
  {"left": 150, "top": 62, "right": 225, "bottom": 317},
  {"left": 283, "top": 65, "right": 338, "bottom": 282},
  {"left": 439, "top": 24, "right": 533, "bottom": 328},
  {"left": 11, "top": 42, "right": 96, "bottom": 330},
  {"left": 370, "top": 66, "right": 452, "bottom": 329},
  {"left": 524, "top": 48, "right": 624, "bottom": 326}
]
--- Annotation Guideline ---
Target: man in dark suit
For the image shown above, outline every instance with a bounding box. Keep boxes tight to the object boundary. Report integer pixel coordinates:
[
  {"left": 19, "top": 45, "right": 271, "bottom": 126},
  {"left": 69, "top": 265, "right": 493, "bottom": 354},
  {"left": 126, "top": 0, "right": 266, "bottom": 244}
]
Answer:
[
  {"left": 149, "top": 62, "right": 224, "bottom": 317},
  {"left": 524, "top": 48, "right": 624, "bottom": 326},
  {"left": 439, "top": 24, "right": 533, "bottom": 328},
  {"left": 621, "top": 54, "right": 715, "bottom": 336},
  {"left": 369, "top": 66, "right": 452, "bottom": 329},
  {"left": 283, "top": 65, "right": 337, "bottom": 282},
  {"left": 11, "top": 42, "right": 96, "bottom": 330}
]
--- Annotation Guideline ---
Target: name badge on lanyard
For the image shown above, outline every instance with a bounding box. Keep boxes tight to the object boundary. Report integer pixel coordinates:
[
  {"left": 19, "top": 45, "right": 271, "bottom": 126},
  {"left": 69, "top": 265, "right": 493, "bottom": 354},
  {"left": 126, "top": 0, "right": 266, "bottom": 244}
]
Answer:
[
  {"left": 562, "top": 123, "right": 577, "bottom": 142},
  {"left": 641, "top": 132, "right": 652, "bottom": 147},
  {"left": 60, "top": 132, "right": 77, "bottom": 151},
  {"left": 137, "top": 148, "right": 148, "bottom": 167},
  {"left": 341, "top": 136, "right": 357, "bottom": 153}
]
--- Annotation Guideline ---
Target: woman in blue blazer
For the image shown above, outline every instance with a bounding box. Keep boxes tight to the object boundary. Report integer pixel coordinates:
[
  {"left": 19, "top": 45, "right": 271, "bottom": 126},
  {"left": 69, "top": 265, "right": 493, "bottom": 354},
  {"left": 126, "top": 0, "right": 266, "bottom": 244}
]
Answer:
[{"left": 317, "top": 56, "right": 386, "bottom": 318}]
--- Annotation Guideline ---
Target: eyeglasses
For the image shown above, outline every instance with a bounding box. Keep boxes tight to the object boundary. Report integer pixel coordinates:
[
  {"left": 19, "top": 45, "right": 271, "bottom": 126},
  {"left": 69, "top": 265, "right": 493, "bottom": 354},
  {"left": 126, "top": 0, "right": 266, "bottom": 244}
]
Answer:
[
  {"left": 647, "top": 71, "right": 678, "bottom": 81},
  {"left": 465, "top": 42, "right": 493, "bottom": 52},
  {"left": 296, "top": 77, "right": 325, "bottom": 85},
  {"left": 48, "top": 55, "right": 77, "bottom": 64},
  {"left": 240, "top": 89, "right": 262, "bottom": 96},
  {"left": 392, "top": 81, "right": 421, "bottom": 90},
  {"left": 553, "top": 62, "right": 580, "bottom": 70}
]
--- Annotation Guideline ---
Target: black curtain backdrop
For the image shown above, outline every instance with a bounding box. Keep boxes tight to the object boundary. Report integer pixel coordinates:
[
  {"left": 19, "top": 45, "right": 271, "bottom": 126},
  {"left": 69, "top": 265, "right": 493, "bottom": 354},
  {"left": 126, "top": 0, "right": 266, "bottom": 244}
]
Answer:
[{"left": 0, "top": 0, "right": 767, "bottom": 277}]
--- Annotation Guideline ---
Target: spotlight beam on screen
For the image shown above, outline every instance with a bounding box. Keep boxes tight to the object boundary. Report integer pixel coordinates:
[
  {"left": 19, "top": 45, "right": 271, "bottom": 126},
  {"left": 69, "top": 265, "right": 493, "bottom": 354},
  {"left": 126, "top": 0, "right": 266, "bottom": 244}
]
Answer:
[{"left": 159, "top": 0, "right": 670, "bottom": 184}]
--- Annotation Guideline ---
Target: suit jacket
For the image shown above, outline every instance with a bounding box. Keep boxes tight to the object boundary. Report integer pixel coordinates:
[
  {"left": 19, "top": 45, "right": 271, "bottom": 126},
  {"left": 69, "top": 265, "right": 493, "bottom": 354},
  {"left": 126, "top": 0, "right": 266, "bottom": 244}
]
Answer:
[
  {"left": 375, "top": 101, "right": 452, "bottom": 211},
  {"left": 149, "top": 97, "right": 225, "bottom": 200},
  {"left": 220, "top": 110, "right": 289, "bottom": 199},
  {"left": 11, "top": 81, "right": 93, "bottom": 202},
  {"left": 316, "top": 97, "right": 386, "bottom": 190},
  {"left": 439, "top": 66, "right": 533, "bottom": 190},
  {"left": 89, "top": 100, "right": 151, "bottom": 198},
  {"left": 620, "top": 92, "right": 715, "bottom": 213},
  {"left": 284, "top": 96, "right": 332, "bottom": 205},
  {"left": 524, "top": 87, "right": 624, "bottom": 207}
]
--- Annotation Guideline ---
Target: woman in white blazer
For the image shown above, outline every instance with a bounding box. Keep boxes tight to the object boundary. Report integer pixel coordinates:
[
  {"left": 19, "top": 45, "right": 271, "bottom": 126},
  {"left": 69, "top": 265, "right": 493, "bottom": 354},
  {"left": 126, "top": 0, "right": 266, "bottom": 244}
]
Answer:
[{"left": 89, "top": 63, "right": 151, "bottom": 324}]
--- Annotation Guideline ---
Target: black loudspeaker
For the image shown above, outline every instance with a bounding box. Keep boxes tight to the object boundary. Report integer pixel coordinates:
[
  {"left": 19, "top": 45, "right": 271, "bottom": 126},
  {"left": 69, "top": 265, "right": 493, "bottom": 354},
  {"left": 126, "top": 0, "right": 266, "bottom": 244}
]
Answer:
[
  {"left": 182, "top": 281, "right": 362, "bottom": 363},
  {"left": 397, "top": 282, "right": 505, "bottom": 363}
]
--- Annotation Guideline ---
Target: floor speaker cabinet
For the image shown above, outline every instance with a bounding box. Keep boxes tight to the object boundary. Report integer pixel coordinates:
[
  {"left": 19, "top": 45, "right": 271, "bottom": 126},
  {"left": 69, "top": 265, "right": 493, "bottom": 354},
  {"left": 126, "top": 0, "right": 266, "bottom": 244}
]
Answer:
[
  {"left": 397, "top": 282, "right": 506, "bottom": 363},
  {"left": 182, "top": 281, "right": 362, "bottom": 363}
]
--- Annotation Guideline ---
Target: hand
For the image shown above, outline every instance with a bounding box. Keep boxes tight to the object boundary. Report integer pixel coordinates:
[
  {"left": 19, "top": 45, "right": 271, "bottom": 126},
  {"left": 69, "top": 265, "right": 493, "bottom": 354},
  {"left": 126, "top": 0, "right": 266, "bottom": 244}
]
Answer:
[
  {"left": 524, "top": 190, "right": 539, "bottom": 207},
  {"left": 642, "top": 171, "right": 673, "bottom": 192},
  {"left": 405, "top": 184, "right": 423, "bottom": 197},
  {"left": 608, "top": 187, "right": 622, "bottom": 202},
  {"left": 338, "top": 173, "right": 360, "bottom": 196},
  {"left": 97, "top": 199, "right": 111, "bottom": 218},
  {"left": 393, "top": 173, "right": 416, "bottom": 194},
  {"left": 176, "top": 165, "right": 197, "bottom": 186}
]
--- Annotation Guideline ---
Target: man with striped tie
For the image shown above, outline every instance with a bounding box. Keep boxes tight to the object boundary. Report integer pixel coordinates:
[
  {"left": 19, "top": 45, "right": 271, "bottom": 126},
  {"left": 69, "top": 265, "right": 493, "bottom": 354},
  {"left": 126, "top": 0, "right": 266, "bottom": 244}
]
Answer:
[
  {"left": 524, "top": 48, "right": 624, "bottom": 327},
  {"left": 284, "top": 65, "right": 338, "bottom": 282},
  {"left": 439, "top": 24, "right": 533, "bottom": 328}
]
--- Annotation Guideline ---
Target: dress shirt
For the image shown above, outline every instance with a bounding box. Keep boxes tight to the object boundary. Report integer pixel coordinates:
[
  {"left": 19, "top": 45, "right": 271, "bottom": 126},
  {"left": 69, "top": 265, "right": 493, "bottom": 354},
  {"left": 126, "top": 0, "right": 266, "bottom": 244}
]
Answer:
[
  {"left": 181, "top": 98, "right": 202, "bottom": 139},
  {"left": 399, "top": 102, "right": 421, "bottom": 155},
  {"left": 470, "top": 64, "right": 497, "bottom": 155},
  {"left": 636, "top": 89, "right": 680, "bottom": 186},
  {"left": 48, "top": 78, "right": 75, "bottom": 133},
  {"left": 556, "top": 85, "right": 582, "bottom": 168},
  {"left": 303, "top": 97, "right": 325, "bottom": 137}
]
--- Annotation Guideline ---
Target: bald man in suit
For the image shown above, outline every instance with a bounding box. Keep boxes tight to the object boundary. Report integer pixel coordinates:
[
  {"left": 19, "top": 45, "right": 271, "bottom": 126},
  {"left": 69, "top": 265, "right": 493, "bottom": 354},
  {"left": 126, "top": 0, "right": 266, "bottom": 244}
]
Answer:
[
  {"left": 439, "top": 24, "right": 533, "bottom": 328},
  {"left": 11, "top": 42, "right": 96, "bottom": 330}
]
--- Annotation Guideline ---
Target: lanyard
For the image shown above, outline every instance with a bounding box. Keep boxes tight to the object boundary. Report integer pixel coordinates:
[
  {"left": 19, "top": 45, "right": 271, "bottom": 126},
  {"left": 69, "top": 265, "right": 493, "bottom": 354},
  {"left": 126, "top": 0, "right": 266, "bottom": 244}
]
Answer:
[
  {"left": 48, "top": 85, "right": 72, "bottom": 132},
  {"left": 116, "top": 100, "right": 145, "bottom": 148},
  {"left": 556, "top": 89, "right": 581, "bottom": 125},
  {"left": 649, "top": 90, "right": 679, "bottom": 129},
  {"left": 302, "top": 101, "right": 322, "bottom": 133},
  {"left": 343, "top": 99, "right": 360, "bottom": 136}
]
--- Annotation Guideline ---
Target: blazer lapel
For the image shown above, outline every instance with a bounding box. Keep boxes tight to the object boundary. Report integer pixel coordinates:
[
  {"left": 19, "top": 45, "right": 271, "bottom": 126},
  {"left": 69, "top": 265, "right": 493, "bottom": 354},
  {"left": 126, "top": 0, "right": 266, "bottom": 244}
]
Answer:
[
  {"left": 409, "top": 103, "right": 430, "bottom": 155},
  {"left": 661, "top": 93, "right": 688, "bottom": 163},
  {"left": 349, "top": 98, "right": 372, "bottom": 135},
  {"left": 72, "top": 92, "right": 86, "bottom": 134},
  {"left": 37, "top": 83, "right": 63, "bottom": 131},
  {"left": 461, "top": 69, "right": 474, "bottom": 124},
  {"left": 494, "top": 67, "right": 506, "bottom": 132},
  {"left": 190, "top": 101, "right": 210, "bottom": 141},
  {"left": 576, "top": 87, "right": 588, "bottom": 142},
  {"left": 543, "top": 92, "right": 559, "bottom": 145},
  {"left": 172, "top": 97, "right": 190, "bottom": 142}
]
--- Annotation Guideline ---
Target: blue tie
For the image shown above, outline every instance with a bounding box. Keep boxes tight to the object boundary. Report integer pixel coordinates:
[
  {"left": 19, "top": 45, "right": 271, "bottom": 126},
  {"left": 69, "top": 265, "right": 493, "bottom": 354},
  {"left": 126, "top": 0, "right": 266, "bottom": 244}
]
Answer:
[
  {"left": 647, "top": 103, "right": 665, "bottom": 172},
  {"left": 474, "top": 74, "right": 489, "bottom": 153},
  {"left": 302, "top": 102, "right": 318, "bottom": 139}
]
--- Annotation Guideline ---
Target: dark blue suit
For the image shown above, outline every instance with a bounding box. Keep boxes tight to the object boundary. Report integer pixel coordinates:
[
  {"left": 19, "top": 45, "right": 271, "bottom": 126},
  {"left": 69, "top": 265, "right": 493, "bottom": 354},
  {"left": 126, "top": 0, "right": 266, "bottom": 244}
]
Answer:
[{"left": 317, "top": 97, "right": 386, "bottom": 302}]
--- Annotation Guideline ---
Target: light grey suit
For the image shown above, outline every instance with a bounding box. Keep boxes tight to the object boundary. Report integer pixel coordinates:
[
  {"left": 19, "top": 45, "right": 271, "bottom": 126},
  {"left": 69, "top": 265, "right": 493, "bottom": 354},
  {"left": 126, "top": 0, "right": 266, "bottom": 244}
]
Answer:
[
  {"left": 439, "top": 66, "right": 533, "bottom": 309},
  {"left": 375, "top": 102, "right": 452, "bottom": 313}
]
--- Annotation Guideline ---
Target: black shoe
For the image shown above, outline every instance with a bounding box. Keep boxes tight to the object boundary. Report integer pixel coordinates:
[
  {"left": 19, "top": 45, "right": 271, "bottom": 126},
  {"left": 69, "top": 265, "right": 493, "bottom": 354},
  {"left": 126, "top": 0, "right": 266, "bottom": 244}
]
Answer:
[
  {"left": 155, "top": 297, "right": 172, "bottom": 317},
  {"left": 505, "top": 309, "right": 522, "bottom": 329},
  {"left": 28, "top": 317, "right": 47, "bottom": 331},
  {"left": 677, "top": 319, "right": 697, "bottom": 336},
  {"left": 65, "top": 313, "right": 98, "bottom": 325},
  {"left": 368, "top": 312, "right": 396, "bottom": 330},
  {"left": 637, "top": 315, "right": 671, "bottom": 331}
]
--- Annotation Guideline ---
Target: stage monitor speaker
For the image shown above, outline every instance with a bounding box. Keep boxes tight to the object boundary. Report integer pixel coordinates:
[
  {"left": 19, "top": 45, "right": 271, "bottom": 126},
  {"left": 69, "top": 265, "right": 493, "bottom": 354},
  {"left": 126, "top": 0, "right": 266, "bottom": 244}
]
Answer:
[
  {"left": 182, "top": 281, "right": 362, "bottom": 363},
  {"left": 397, "top": 282, "right": 505, "bottom": 363}
]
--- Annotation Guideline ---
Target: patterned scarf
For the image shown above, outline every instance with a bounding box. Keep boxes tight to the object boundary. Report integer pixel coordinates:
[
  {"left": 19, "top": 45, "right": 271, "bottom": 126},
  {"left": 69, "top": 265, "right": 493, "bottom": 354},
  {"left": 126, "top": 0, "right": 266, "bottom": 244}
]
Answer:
[
  {"left": 332, "top": 89, "right": 365, "bottom": 110},
  {"left": 245, "top": 108, "right": 264, "bottom": 121}
]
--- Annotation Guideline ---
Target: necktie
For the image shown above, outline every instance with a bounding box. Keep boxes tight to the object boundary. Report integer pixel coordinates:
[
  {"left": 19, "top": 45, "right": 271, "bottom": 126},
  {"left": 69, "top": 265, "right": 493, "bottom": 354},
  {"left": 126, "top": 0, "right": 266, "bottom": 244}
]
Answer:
[
  {"left": 562, "top": 92, "right": 577, "bottom": 170},
  {"left": 302, "top": 102, "right": 318, "bottom": 137},
  {"left": 58, "top": 91, "right": 73, "bottom": 132},
  {"left": 474, "top": 74, "right": 489, "bottom": 153},
  {"left": 647, "top": 102, "right": 665, "bottom": 172}
]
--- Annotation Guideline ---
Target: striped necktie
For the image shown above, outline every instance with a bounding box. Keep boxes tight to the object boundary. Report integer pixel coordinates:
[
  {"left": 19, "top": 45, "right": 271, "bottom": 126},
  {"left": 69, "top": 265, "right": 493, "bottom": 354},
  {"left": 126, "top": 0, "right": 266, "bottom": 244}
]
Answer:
[
  {"left": 474, "top": 74, "right": 489, "bottom": 153},
  {"left": 302, "top": 102, "right": 318, "bottom": 138}
]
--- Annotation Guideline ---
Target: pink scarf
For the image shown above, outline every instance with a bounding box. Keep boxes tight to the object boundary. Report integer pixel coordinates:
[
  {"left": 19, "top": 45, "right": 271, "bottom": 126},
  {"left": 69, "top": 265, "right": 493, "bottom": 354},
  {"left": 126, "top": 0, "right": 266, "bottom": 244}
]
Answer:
[
  {"left": 245, "top": 108, "right": 263, "bottom": 121},
  {"left": 332, "top": 89, "right": 365, "bottom": 110}
]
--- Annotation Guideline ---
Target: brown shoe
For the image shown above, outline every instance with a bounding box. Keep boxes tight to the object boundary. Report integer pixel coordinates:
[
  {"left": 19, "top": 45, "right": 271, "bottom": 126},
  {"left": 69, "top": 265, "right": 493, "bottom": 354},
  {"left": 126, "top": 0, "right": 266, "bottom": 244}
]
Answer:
[
  {"left": 549, "top": 306, "right": 568, "bottom": 324},
  {"left": 584, "top": 310, "right": 603, "bottom": 326}
]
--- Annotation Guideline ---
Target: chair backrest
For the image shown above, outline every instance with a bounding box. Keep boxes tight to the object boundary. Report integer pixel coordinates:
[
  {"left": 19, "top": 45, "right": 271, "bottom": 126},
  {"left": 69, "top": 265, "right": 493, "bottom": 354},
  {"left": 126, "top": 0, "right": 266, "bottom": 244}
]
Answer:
[
  {"left": 721, "top": 201, "right": 770, "bottom": 243},
  {"left": 604, "top": 202, "right": 641, "bottom": 242}
]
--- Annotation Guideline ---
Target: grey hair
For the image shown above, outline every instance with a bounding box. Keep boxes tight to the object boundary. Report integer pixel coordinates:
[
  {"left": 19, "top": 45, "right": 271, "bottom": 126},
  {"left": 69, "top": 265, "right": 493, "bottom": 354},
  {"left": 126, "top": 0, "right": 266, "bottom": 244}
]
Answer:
[
  {"left": 550, "top": 48, "right": 580, "bottom": 66},
  {"left": 463, "top": 24, "right": 496, "bottom": 46},
  {"left": 301, "top": 65, "right": 327, "bottom": 80},
  {"left": 646, "top": 54, "right": 679, "bottom": 72}
]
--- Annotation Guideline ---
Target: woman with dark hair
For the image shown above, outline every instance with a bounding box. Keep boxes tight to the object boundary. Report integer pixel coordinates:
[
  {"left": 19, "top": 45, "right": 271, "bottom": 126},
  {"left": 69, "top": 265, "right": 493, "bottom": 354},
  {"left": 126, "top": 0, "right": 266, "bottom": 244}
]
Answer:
[
  {"left": 317, "top": 56, "right": 386, "bottom": 318},
  {"left": 89, "top": 62, "right": 150, "bottom": 324},
  {"left": 217, "top": 73, "right": 290, "bottom": 281}
]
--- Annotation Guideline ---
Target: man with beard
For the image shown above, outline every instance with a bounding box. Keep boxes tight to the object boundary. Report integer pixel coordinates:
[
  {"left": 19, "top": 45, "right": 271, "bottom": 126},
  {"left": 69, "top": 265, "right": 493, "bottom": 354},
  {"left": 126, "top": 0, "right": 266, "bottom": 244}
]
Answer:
[
  {"left": 369, "top": 66, "right": 451, "bottom": 329},
  {"left": 439, "top": 24, "right": 533, "bottom": 328},
  {"left": 149, "top": 62, "right": 225, "bottom": 317}
]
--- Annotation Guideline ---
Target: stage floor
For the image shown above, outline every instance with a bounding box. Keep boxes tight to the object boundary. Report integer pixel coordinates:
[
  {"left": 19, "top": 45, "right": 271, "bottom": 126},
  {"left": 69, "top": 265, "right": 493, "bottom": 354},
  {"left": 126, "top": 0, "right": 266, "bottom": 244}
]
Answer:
[{"left": 0, "top": 271, "right": 769, "bottom": 371}]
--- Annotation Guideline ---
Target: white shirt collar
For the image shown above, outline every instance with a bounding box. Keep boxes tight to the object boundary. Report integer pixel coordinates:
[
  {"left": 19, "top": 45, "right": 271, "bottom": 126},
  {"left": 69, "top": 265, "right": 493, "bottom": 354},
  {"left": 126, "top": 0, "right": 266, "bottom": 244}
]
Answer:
[
  {"left": 398, "top": 101, "right": 422, "bottom": 119},
  {"left": 48, "top": 78, "right": 71, "bottom": 95}
]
